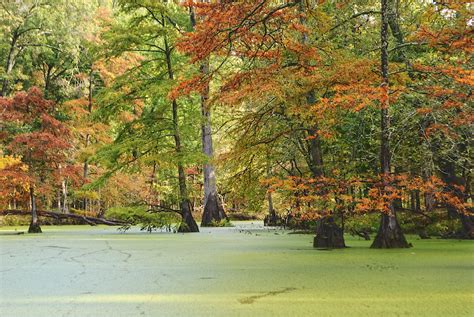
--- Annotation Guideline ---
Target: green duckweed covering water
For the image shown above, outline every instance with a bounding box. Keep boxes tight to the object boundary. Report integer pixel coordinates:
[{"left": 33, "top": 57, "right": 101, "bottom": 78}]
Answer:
[{"left": 0, "top": 222, "right": 473, "bottom": 316}]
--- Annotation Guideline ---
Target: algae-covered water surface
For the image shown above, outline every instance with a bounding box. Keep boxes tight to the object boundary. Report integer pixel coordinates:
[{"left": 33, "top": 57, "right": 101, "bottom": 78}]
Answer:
[{"left": 0, "top": 222, "right": 473, "bottom": 317}]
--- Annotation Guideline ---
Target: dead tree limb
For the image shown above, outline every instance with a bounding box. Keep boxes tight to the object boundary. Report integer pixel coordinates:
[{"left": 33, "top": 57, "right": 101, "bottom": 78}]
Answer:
[{"left": 0, "top": 209, "right": 128, "bottom": 226}]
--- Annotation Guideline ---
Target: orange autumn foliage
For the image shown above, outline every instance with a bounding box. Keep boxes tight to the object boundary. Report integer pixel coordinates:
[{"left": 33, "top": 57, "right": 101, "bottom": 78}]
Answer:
[
  {"left": 0, "top": 88, "right": 79, "bottom": 207},
  {"left": 263, "top": 174, "right": 472, "bottom": 222}
]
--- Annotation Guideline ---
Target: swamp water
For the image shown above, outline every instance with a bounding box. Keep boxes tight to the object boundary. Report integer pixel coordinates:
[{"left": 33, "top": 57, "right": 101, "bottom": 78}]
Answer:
[{"left": 1, "top": 222, "right": 473, "bottom": 316}]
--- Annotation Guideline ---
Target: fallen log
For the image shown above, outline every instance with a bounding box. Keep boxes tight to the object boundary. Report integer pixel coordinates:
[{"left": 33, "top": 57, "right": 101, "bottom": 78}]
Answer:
[
  {"left": 0, "top": 209, "right": 128, "bottom": 226},
  {"left": 0, "top": 231, "right": 25, "bottom": 235}
]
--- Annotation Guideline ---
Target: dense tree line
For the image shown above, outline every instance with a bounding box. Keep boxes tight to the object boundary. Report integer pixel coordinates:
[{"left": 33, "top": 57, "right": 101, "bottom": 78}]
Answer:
[{"left": 0, "top": 1, "right": 471, "bottom": 247}]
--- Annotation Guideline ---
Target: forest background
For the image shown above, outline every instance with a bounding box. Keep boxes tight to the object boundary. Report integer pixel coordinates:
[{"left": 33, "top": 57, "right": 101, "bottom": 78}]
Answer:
[{"left": 0, "top": 0, "right": 471, "bottom": 248}]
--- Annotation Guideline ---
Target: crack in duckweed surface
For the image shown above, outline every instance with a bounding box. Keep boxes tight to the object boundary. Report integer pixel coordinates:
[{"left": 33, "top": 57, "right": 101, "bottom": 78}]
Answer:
[{"left": 238, "top": 287, "right": 297, "bottom": 304}]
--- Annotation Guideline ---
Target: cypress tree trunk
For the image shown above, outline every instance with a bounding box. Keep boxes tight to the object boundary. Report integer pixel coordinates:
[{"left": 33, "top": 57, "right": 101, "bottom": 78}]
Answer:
[
  {"left": 61, "top": 179, "right": 69, "bottom": 213},
  {"left": 28, "top": 186, "right": 42, "bottom": 233},
  {"left": 297, "top": 2, "right": 345, "bottom": 248},
  {"left": 172, "top": 99, "right": 199, "bottom": 233},
  {"left": 438, "top": 159, "right": 473, "bottom": 238},
  {"left": 372, "top": 211, "right": 409, "bottom": 248},
  {"left": 199, "top": 59, "right": 226, "bottom": 226},
  {"left": 83, "top": 68, "right": 93, "bottom": 211},
  {"left": 57, "top": 190, "right": 62, "bottom": 211},
  {"left": 189, "top": 4, "right": 226, "bottom": 227},
  {"left": 313, "top": 217, "right": 345, "bottom": 249},
  {"left": 176, "top": 151, "right": 199, "bottom": 233},
  {"left": 371, "top": 0, "right": 409, "bottom": 249},
  {"left": 264, "top": 191, "right": 278, "bottom": 226},
  {"left": 148, "top": 162, "right": 157, "bottom": 209},
  {"left": 308, "top": 123, "right": 345, "bottom": 248},
  {"left": 459, "top": 214, "right": 474, "bottom": 239},
  {"left": 164, "top": 29, "right": 199, "bottom": 233},
  {"left": 1, "top": 33, "right": 18, "bottom": 97}
]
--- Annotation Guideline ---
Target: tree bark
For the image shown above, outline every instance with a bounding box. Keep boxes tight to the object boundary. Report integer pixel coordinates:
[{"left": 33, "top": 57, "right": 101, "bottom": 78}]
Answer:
[
  {"left": 313, "top": 217, "right": 345, "bottom": 248},
  {"left": 83, "top": 68, "right": 94, "bottom": 211},
  {"left": 438, "top": 158, "right": 473, "bottom": 238},
  {"left": 264, "top": 159, "right": 278, "bottom": 226},
  {"left": 148, "top": 162, "right": 157, "bottom": 209},
  {"left": 189, "top": 4, "right": 227, "bottom": 227},
  {"left": 298, "top": 2, "right": 344, "bottom": 248},
  {"left": 372, "top": 212, "right": 409, "bottom": 248},
  {"left": 163, "top": 29, "right": 199, "bottom": 232},
  {"left": 199, "top": 59, "right": 226, "bottom": 226},
  {"left": 61, "top": 179, "right": 69, "bottom": 213},
  {"left": 264, "top": 191, "right": 279, "bottom": 226},
  {"left": 57, "top": 190, "right": 62, "bottom": 211},
  {"left": 172, "top": 98, "right": 199, "bottom": 233},
  {"left": 386, "top": 0, "right": 411, "bottom": 69},
  {"left": 28, "top": 186, "right": 42, "bottom": 233},
  {"left": 2, "top": 6, "right": 41, "bottom": 97},
  {"left": 305, "top": 92, "right": 324, "bottom": 177},
  {"left": 371, "top": 0, "right": 409, "bottom": 249},
  {"left": 1, "top": 32, "right": 19, "bottom": 97}
]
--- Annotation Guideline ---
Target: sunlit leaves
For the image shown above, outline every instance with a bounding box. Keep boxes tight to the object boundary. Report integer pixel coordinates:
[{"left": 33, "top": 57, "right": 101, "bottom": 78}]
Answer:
[{"left": 0, "top": 88, "right": 76, "bottom": 207}]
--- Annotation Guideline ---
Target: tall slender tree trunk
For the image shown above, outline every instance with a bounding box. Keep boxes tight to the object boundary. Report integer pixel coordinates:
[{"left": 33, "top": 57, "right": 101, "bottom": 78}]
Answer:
[
  {"left": 58, "top": 164, "right": 69, "bottom": 214},
  {"left": 296, "top": 2, "right": 344, "bottom": 248},
  {"left": 43, "top": 64, "right": 52, "bottom": 99},
  {"left": 148, "top": 162, "right": 157, "bottom": 209},
  {"left": 438, "top": 158, "right": 473, "bottom": 238},
  {"left": 423, "top": 168, "right": 435, "bottom": 213},
  {"left": 264, "top": 162, "right": 278, "bottom": 226},
  {"left": 163, "top": 30, "right": 199, "bottom": 232},
  {"left": 172, "top": 99, "right": 199, "bottom": 232},
  {"left": 83, "top": 69, "right": 93, "bottom": 211},
  {"left": 28, "top": 186, "right": 42, "bottom": 233},
  {"left": 189, "top": 4, "right": 227, "bottom": 226},
  {"left": 1, "top": 33, "right": 18, "bottom": 97},
  {"left": 312, "top": 140, "right": 345, "bottom": 249},
  {"left": 57, "top": 190, "right": 62, "bottom": 211},
  {"left": 371, "top": 0, "right": 409, "bottom": 249},
  {"left": 1, "top": 50, "right": 14, "bottom": 96},
  {"left": 61, "top": 179, "right": 69, "bottom": 213},
  {"left": 267, "top": 191, "right": 277, "bottom": 220},
  {"left": 199, "top": 60, "right": 226, "bottom": 226}
]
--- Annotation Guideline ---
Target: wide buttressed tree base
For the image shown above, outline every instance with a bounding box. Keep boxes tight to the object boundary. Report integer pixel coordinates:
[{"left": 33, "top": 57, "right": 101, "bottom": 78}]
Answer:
[
  {"left": 178, "top": 201, "right": 199, "bottom": 233},
  {"left": 264, "top": 213, "right": 280, "bottom": 227},
  {"left": 313, "top": 216, "right": 345, "bottom": 249},
  {"left": 201, "top": 191, "right": 227, "bottom": 227},
  {"left": 371, "top": 213, "right": 410, "bottom": 249},
  {"left": 27, "top": 222, "right": 42, "bottom": 233},
  {"left": 459, "top": 214, "right": 474, "bottom": 239}
]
